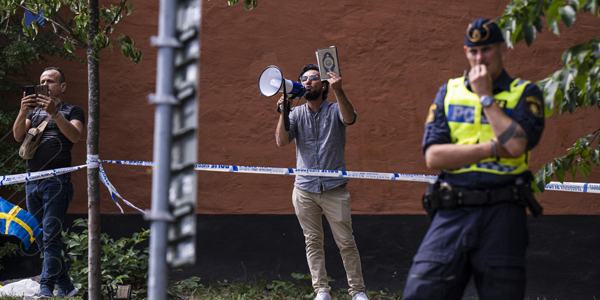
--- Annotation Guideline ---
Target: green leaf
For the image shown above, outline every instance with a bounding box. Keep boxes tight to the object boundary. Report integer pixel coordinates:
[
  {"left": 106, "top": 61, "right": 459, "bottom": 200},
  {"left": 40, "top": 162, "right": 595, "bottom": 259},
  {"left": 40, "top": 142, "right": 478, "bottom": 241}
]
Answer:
[
  {"left": 582, "top": 148, "right": 590, "bottom": 159},
  {"left": 121, "top": 45, "right": 130, "bottom": 57},
  {"left": 564, "top": 156, "right": 574, "bottom": 169},
  {"left": 558, "top": 68, "right": 572, "bottom": 94},
  {"left": 558, "top": 5, "right": 576, "bottom": 28},
  {"left": 547, "top": 0, "right": 563, "bottom": 27},
  {"left": 582, "top": 0, "right": 598, "bottom": 12},
  {"left": 567, "top": 89, "right": 578, "bottom": 113},
  {"left": 590, "top": 39, "right": 600, "bottom": 59},
  {"left": 556, "top": 166, "right": 566, "bottom": 182},
  {"left": 545, "top": 163, "right": 554, "bottom": 183},
  {"left": 502, "top": 28, "right": 513, "bottom": 49},
  {"left": 588, "top": 89, "right": 599, "bottom": 106},
  {"left": 543, "top": 80, "right": 559, "bottom": 110},
  {"left": 579, "top": 165, "right": 589, "bottom": 180},
  {"left": 591, "top": 149, "right": 600, "bottom": 165},
  {"left": 579, "top": 137, "right": 589, "bottom": 149},
  {"left": 533, "top": 16, "right": 543, "bottom": 33},
  {"left": 567, "top": 0, "right": 581, "bottom": 10},
  {"left": 513, "top": 22, "right": 523, "bottom": 44},
  {"left": 522, "top": 21, "right": 536, "bottom": 46},
  {"left": 549, "top": 18, "right": 560, "bottom": 35},
  {"left": 573, "top": 72, "right": 587, "bottom": 92},
  {"left": 536, "top": 167, "right": 546, "bottom": 192}
]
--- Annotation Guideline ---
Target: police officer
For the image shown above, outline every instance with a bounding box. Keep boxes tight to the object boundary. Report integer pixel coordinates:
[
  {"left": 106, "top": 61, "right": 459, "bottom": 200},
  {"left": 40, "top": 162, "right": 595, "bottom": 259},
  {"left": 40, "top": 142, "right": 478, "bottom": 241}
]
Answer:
[{"left": 403, "top": 18, "right": 545, "bottom": 300}]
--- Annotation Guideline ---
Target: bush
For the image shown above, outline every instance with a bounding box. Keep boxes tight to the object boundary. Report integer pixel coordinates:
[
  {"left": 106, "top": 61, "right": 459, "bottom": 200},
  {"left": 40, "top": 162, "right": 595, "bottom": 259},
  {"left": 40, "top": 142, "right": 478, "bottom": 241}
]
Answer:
[
  {"left": 0, "top": 242, "right": 18, "bottom": 271},
  {"left": 62, "top": 218, "right": 150, "bottom": 298}
]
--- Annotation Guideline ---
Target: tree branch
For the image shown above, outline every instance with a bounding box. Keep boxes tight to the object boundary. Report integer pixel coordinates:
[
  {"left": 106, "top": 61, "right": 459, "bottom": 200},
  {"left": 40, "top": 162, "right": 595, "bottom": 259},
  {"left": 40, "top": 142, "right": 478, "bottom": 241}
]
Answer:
[
  {"left": 102, "top": 0, "right": 127, "bottom": 35},
  {"left": 48, "top": 8, "right": 88, "bottom": 46}
]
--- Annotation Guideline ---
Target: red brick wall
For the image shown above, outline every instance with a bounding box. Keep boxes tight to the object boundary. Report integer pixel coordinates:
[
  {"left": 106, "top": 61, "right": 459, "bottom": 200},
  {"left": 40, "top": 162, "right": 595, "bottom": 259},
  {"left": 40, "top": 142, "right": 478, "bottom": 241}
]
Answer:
[{"left": 20, "top": 0, "right": 600, "bottom": 215}]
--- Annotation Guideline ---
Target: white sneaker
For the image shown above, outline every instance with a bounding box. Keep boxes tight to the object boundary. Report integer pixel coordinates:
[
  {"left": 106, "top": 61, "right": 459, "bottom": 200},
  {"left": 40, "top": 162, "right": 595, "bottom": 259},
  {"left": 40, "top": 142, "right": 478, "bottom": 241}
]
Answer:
[
  {"left": 64, "top": 287, "right": 79, "bottom": 298},
  {"left": 353, "top": 292, "right": 369, "bottom": 300},
  {"left": 315, "top": 292, "right": 331, "bottom": 300}
]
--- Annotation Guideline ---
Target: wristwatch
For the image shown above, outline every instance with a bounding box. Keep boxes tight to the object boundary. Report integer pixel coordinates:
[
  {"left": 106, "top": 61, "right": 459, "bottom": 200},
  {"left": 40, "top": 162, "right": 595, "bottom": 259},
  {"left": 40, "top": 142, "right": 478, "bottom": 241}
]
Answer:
[{"left": 479, "top": 95, "right": 494, "bottom": 107}]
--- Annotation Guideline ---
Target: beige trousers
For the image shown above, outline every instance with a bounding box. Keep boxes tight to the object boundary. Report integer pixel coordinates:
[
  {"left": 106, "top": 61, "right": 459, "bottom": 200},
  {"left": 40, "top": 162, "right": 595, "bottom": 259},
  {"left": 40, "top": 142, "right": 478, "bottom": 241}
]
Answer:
[{"left": 292, "top": 185, "right": 366, "bottom": 296}]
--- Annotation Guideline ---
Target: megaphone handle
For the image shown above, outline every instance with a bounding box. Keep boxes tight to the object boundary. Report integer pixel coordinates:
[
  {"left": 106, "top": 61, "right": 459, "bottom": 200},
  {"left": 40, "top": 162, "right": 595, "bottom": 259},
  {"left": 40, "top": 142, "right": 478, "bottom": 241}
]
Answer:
[
  {"left": 283, "top": 83, "right": 290, "bottom": 131},
  {"left": 283, "top": 100, "right": 290, "bottom": 132}
]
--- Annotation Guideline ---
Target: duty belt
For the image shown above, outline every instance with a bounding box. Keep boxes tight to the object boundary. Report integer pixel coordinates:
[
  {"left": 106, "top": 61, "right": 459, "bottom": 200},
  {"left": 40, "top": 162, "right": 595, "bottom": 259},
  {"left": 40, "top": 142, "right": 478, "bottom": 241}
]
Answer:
[
  {"left": 421, "top": 178, "right": 543, "bottom": 222},
  {"left": 441, "top": 182, "right": 521, "bottom": 208}
]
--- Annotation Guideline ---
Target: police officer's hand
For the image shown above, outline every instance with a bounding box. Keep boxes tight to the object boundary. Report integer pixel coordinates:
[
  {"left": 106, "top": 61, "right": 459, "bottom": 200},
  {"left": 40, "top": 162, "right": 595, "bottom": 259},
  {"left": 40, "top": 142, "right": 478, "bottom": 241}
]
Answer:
[
  {"left": 469, "top": 64, "right": 493, "bottom": 98},
  {"left": 327, "top": 72, "right": 342, "bottom": 92},
  {"left": 36, "top": 94, "right": 58, "bottom": 116},
  {"left": 20, "top": 92, "right": 38, "bottom": 113},
  {"left": 277, "top": 95, "right": 293, "bottom": 114}
]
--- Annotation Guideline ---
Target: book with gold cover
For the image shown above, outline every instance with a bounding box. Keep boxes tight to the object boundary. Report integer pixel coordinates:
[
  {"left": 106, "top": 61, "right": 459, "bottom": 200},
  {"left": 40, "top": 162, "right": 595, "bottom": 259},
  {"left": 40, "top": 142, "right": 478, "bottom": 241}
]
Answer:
[{"left": 315, "top": 46, "right": 341, "bottom": 80}]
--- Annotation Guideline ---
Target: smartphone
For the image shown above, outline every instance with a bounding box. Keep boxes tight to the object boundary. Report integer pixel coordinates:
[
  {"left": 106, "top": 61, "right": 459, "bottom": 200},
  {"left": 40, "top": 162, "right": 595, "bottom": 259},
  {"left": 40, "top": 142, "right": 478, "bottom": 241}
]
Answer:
[
  {"left": 36, "top": 85, "right": 49, "bottom": 96},
  {"left": 24, "top": 85, "right": 36, "bottom": 96},
  {"left": 23, "top": 85, "right": 49, "bottom": 96}
]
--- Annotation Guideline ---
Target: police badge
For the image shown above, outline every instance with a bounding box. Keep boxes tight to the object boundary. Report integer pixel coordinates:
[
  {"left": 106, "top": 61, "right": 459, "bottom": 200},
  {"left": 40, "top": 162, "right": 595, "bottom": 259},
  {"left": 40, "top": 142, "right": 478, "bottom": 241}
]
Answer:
[{"left": 315, "top": 46, "right": 341, "bottom": 80}]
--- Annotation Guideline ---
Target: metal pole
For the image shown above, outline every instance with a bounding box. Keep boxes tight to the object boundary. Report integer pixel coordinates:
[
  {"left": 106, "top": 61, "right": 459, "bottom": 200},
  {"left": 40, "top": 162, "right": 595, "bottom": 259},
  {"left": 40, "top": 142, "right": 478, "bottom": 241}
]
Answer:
[{"left": 147, "top": 0, "right": 177, "bottom": 299}]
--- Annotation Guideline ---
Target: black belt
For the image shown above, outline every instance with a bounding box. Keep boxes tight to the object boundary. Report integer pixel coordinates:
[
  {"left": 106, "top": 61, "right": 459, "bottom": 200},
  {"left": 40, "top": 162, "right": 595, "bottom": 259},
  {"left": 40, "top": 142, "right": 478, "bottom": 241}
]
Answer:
[
  {"left": 453, "top": 185, "right": 521, "bottom": 206},
  {"left": 422, "top": 178, "right": 543, "bottom": 222},
  {"left": 427, "top": 182, "right": 523, "bottom": 210}
]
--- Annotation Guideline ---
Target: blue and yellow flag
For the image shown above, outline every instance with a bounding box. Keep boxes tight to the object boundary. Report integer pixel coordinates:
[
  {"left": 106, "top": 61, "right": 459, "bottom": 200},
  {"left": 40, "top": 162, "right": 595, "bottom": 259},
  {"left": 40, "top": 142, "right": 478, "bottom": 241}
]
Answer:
[{"left": 0, "top": 197, "right": 41, "bottom": 250}]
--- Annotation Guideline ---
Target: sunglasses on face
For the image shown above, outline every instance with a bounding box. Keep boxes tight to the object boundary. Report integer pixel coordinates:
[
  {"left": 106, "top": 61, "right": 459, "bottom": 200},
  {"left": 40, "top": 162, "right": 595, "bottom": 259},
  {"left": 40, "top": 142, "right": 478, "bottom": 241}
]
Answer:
[{"left": 299, "top": 75, "right": 320, "bottom": 82}]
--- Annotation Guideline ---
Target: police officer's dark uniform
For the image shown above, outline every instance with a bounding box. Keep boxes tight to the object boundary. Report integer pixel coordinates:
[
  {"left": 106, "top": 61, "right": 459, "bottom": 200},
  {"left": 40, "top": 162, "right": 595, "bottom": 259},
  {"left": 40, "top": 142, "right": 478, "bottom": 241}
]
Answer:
[{"left": 403, "top": 19, "right": 545, "bottom": 300}]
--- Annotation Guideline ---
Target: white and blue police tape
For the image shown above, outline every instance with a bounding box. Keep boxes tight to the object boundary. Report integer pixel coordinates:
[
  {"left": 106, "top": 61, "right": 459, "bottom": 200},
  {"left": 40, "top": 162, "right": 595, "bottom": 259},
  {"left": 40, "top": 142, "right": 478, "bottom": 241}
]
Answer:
[
  {"left": 99, "top": 160, "right": 600, "bottom": 194},
  {"left": 86, "top": 154, "right": 129, "bottom": 213},
  {"left": 0, "top": 165, "right": 87, "bottom": 186},
  {"left": 88, "top": 155, "right": 145, "bottom": 213},
  {"left": 544, "top": 182, "right": 600, "bottom": 194},
  {"left": 101, "top": 160, "right": 436, "bottom": 182},
  {"left": 86, "top": 154, "right": 100, "bottom": 169},
  {"left": 98, "top": 163, "right": 145, "bottom": 214},
  {"left": 102, "top": 160, "right": 154, "bottom": 167},
  {"left": 0, "top": 158, "right": 145, "bottom": 213},
  {"left": 195, "top": 164, "right": 438, "bottom": 182}
]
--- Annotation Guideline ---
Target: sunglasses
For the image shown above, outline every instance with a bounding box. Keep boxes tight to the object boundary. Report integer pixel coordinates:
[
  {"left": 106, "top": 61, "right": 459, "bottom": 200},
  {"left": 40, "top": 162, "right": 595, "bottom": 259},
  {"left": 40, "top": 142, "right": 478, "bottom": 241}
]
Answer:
[{"left": 299, "top": 75, "right": 320, "bottom": 82}]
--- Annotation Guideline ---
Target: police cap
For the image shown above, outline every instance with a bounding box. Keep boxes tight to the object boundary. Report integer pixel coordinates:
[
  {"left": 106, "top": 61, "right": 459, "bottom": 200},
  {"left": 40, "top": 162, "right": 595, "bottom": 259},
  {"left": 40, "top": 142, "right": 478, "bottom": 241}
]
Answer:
[{"left": 465, "top": 18, "right": 504, "bottom": 47}]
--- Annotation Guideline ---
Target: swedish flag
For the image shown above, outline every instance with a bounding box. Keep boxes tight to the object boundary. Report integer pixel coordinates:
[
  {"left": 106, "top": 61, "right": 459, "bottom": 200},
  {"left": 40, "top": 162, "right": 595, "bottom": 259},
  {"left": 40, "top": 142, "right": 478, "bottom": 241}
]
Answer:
[{"left": 0, "top": 197, "right": 41, "bottom": 250}]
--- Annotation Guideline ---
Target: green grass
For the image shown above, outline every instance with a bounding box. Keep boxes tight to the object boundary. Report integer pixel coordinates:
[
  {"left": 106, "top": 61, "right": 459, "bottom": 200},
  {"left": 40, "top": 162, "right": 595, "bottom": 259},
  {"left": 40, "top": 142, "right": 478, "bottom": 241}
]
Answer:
[
  {"left": 0, "top": 276, "right": 401, "bottom": 300},
  {"left": 169, "top": 277, "right": 403, "bottom": 300}
]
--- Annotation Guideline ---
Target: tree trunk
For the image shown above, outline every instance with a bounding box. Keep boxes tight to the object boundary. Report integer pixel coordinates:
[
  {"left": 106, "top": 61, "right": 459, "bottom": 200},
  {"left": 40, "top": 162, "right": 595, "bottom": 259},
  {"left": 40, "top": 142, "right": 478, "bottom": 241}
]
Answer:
[{"left": 87, "top": 0, "right": 101, "bottom": 299}]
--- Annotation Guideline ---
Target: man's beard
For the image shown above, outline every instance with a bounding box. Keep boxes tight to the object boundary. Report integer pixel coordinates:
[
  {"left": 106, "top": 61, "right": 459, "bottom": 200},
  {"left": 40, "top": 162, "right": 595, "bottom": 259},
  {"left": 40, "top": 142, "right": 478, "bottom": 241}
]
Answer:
[{"left": 304, "top": 89, "right": 322, "bottom": 101}]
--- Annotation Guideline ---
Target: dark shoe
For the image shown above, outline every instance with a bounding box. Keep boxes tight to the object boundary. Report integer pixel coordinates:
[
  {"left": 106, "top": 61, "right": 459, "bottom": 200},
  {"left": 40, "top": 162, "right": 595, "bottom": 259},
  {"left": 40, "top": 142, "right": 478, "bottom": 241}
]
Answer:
[
  {"left": 38, "top": 285, "right": 54, "bottom": 298},
  {"left": 23, "top": 286, "right": 52, "bottom": 300}
]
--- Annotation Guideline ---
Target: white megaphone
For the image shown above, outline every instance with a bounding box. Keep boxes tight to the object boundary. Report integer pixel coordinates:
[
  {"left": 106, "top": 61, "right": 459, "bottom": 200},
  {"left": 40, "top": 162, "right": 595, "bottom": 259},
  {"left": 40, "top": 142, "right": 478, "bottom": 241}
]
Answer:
[{"left": 258, "top": 65, "right": 306, "bottom": 98}]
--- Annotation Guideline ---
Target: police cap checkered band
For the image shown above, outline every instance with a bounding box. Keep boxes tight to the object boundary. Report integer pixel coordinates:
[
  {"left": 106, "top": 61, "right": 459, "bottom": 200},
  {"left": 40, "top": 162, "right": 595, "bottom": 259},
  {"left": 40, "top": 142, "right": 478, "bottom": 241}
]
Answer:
[{"left": 465, "top": 18, "right": 504, "bottom": 47}]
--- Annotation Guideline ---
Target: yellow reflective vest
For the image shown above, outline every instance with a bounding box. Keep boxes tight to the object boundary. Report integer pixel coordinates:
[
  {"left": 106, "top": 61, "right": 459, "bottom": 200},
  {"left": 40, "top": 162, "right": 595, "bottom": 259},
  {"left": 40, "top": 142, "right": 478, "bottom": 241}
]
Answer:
[{"left": 443, "top": 76, "right": 529, "bottom": 175}]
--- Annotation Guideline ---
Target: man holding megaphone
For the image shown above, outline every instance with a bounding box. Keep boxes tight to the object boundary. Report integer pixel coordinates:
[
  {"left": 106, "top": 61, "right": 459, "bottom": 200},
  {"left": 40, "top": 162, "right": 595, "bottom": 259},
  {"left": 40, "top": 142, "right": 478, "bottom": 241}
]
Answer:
[{"left": 274, "top": 64, "right": 368, "bottom": 300}]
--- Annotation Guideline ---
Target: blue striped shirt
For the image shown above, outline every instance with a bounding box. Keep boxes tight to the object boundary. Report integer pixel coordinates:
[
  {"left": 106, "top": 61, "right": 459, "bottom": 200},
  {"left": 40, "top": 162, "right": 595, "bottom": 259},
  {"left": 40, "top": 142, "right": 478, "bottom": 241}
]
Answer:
[{"left": 288, "top": 100, "right": 356, "bottom": 193}]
